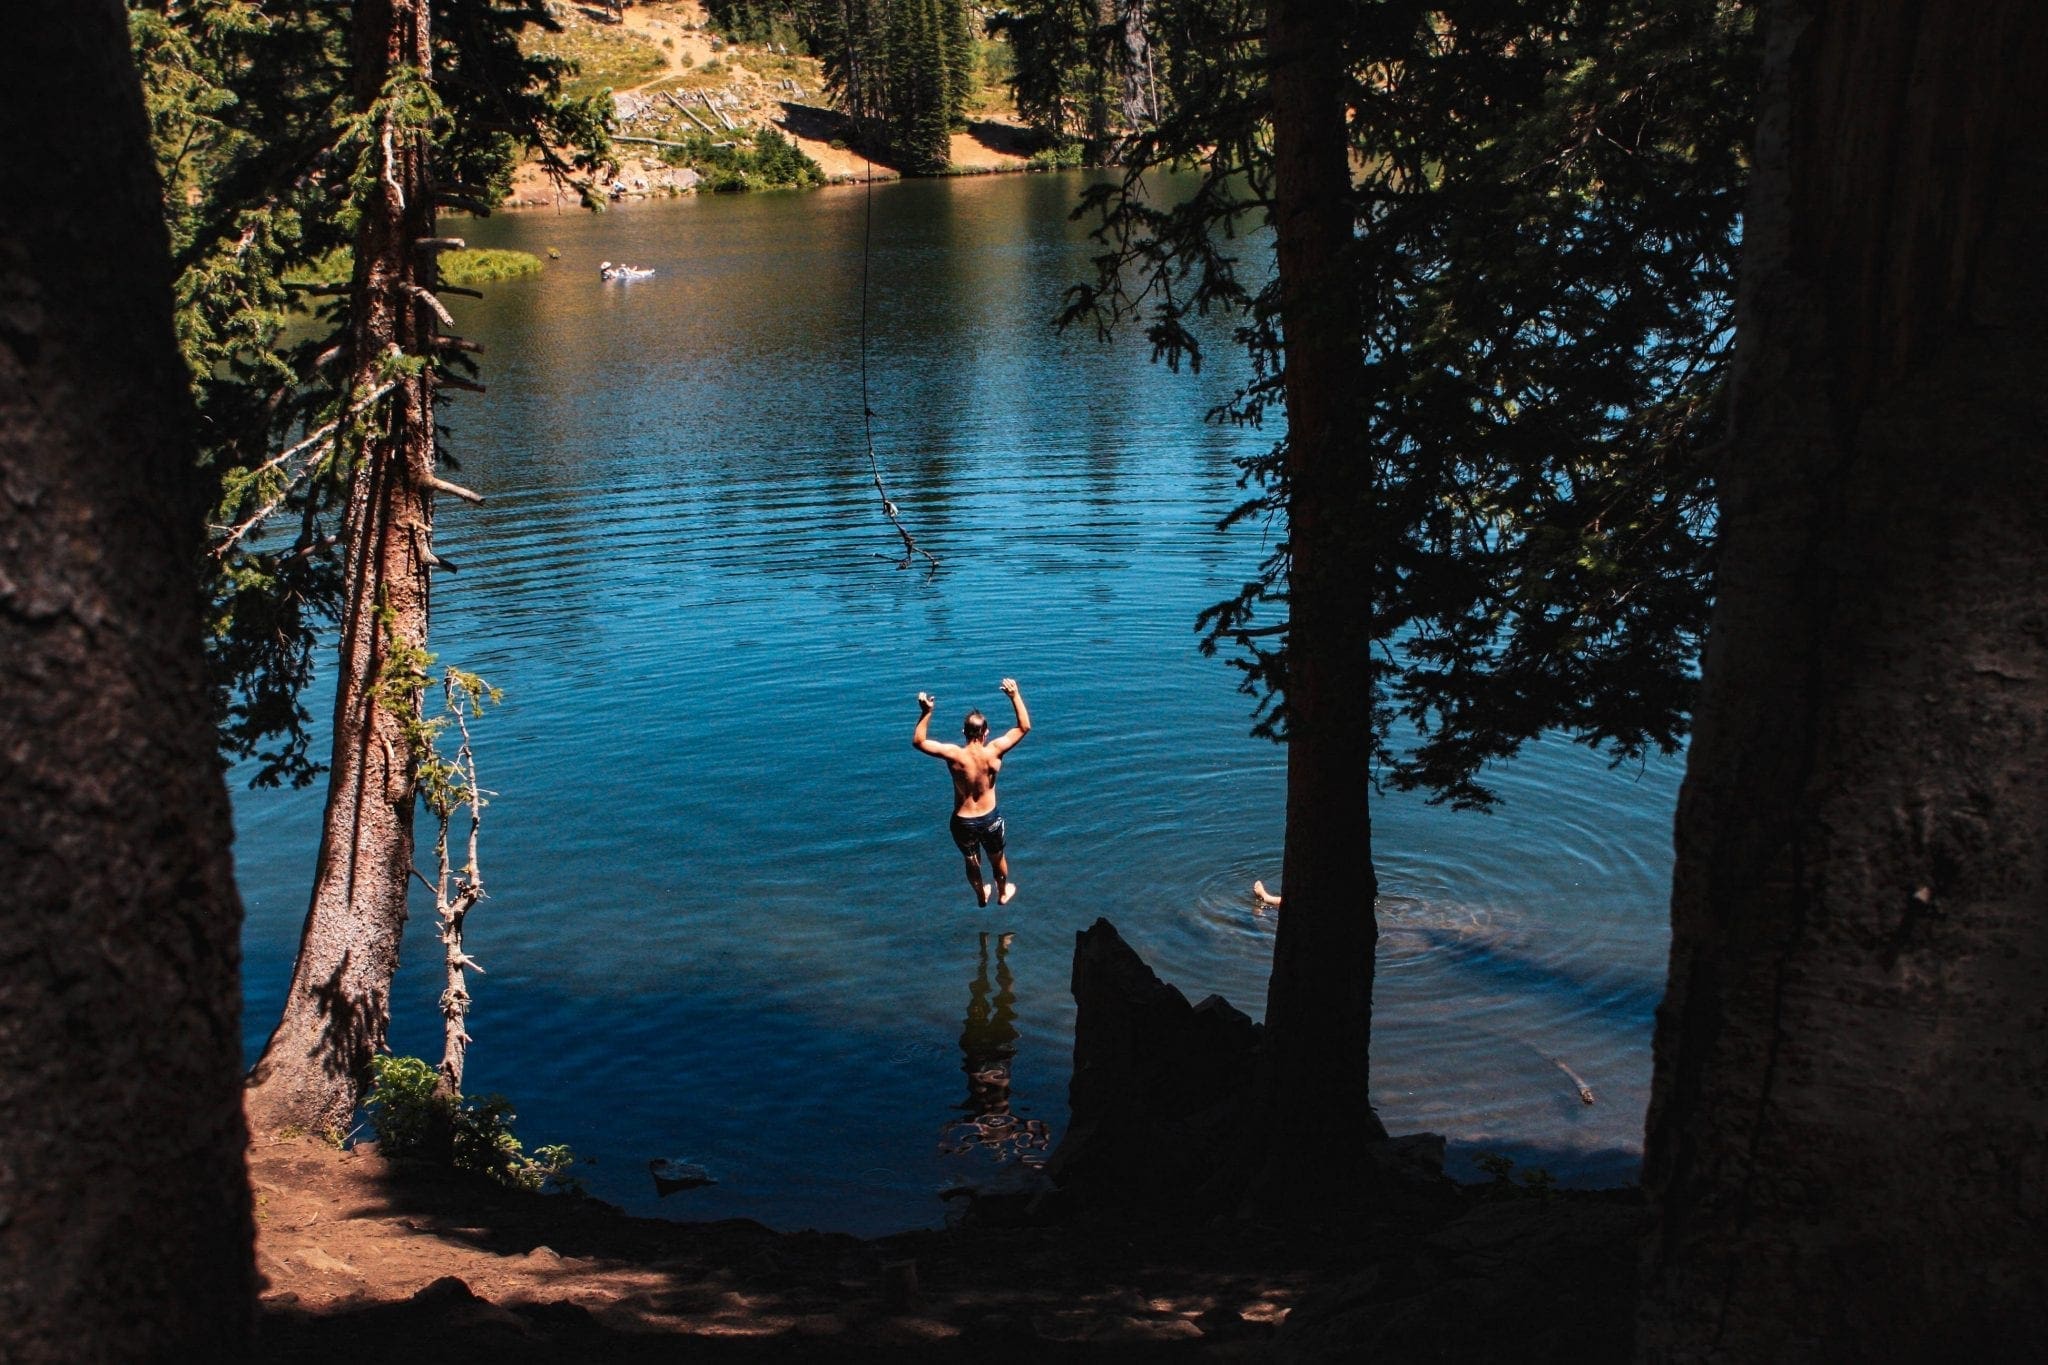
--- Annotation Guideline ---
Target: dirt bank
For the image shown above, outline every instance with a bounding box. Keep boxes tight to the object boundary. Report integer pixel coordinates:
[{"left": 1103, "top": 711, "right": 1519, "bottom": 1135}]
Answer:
[{"left": 252, "top": 1136, "right": 1642, "bottom": 1360}]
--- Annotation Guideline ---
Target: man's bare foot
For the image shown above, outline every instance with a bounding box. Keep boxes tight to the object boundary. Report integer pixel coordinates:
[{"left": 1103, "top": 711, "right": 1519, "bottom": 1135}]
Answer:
[
  {"left": 999, "top": 881, "right": 1018, "bottom": 905},
  {"left": 976, "top": 883, "right": 993, "bottom": 907},
  {"left": 1253, "top": 880, "right": 1283, "bottom": 910}
]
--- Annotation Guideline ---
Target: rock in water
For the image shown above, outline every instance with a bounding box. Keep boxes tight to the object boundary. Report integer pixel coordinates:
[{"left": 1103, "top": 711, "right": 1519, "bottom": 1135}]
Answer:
[
  {"left": 1045, "top": 917, "right": 1456, "bottom": 1218},
  {"left": 649, "top": 1158, "right": 716, "bottom": 1195},
  {"left": 1044, "top": 918, "right": 1263, "bottom": 1211}
]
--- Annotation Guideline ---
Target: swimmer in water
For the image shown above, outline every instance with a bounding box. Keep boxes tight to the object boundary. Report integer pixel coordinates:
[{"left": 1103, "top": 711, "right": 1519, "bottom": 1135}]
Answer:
[{"left": 912, "top": 679, "right": 1030, "bottom": 906}]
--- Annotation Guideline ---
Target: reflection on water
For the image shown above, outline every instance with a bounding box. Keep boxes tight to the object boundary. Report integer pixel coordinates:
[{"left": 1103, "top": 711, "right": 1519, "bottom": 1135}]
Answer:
[{"left": 942, "top": 932, "right": 1052, "bottom": 1166}]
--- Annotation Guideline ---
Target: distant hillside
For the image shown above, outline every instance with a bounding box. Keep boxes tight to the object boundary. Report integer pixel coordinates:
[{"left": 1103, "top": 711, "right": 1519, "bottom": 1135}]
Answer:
[{"left": 506, "top": 0, "right": 1032, "bottom": 204}]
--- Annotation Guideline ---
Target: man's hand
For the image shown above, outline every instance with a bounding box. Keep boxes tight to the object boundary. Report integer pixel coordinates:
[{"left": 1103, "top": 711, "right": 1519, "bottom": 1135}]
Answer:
[
  {"left": 991, "top": 678, "right": 1030, "bottom": 753},
  {"left": 917, "top": 691, "right": 936, "bottom": 714}
]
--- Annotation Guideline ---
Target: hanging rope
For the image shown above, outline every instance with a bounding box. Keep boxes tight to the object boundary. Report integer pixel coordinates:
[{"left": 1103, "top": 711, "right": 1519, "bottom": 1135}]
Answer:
[{"left": 858, "top": 151, "right": 939, "bottom": 574}]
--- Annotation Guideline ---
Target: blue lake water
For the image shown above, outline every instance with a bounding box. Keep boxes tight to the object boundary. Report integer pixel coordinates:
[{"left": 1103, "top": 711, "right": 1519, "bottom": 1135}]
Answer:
[{"left": 233, "top": 170, "right": 1681, "bottom": 1235}]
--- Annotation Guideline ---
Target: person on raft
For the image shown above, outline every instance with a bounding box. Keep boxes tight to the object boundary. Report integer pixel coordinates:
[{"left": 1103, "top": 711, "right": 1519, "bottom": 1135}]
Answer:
[{"left": 913, "top": 678, "right": 1031, "bottom": 906}]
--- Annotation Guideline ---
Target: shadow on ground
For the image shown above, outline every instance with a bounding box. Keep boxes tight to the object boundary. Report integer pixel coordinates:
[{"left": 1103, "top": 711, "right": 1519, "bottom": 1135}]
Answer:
[
  {"left": 773, "top": 103, "right": 905, "bottom": 176},
  {"left": 963, "top": 120, "right": 1045, "bottom": 159},
  {"left": 252, "top": 1140, "right": 1348, "bottom": 1361}
]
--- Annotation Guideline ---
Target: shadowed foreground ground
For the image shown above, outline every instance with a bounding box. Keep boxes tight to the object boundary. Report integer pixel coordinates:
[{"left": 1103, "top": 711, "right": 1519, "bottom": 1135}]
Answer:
[{"left": 252, "top": 1138, "right": 1643, "bottom": 1360}]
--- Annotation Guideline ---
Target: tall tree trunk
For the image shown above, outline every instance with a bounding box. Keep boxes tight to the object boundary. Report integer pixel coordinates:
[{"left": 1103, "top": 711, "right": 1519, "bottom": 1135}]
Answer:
[
  {"left": 1086, "top": 0, "right": 1117, "bottom": 151},
  {"left": 1114, "top": 0, "right": 1156, "bottom": 134},
  {"left": 1640, "top": 1, "right": 2048, "bottom": 1356},
  {"left": 246, "top": 0, "right": 441, "bottom": 1137},
  {"left": 0, "top": 4, "right": 253, "bottom": 1358},
  {"left": 1256, "top": 0, "right": 1389, "bottom": 1208}
]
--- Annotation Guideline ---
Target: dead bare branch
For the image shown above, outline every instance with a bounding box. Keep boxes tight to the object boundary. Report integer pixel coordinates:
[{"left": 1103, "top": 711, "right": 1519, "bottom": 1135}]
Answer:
[
  {"left": 426, "top": 474, "right": 484, "bottom": 504},
  {"left": 405, "top": 283, "right": 455, "bottom": 328},
  {"left": 433, "top": 668, "right": 490, "bottom": 1098},
  {"left": 209, "top": 381, "right": 398, "bottom": 558}
]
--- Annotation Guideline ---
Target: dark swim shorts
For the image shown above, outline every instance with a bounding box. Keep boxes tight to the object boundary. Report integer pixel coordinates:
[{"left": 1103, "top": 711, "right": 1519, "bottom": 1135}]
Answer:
[{"left": 949, "top": 809, "right": 1006, "bottom": 858}]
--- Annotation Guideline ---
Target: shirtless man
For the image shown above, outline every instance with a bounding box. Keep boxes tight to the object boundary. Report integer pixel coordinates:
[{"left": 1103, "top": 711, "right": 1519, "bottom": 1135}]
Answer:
[{"left": 913, "top": 678, "right": 1031, "bottom": 906}]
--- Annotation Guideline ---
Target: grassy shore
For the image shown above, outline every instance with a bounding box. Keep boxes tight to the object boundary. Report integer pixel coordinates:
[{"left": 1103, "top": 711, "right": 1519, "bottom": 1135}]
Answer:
[
  {"left": 440, "top": 248, "right": 546, "bottom": 286},
  {"left": 287, "top": 247, "right": 545, "bottom": 289}
]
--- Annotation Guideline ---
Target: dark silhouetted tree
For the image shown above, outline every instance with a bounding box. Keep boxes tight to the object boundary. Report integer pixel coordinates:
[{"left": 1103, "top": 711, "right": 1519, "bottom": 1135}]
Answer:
[
  {"left": 0, "top": 3, "right": 253, "bottom": 1358},
  {"left": 1064, "top": 0, "right": 1751, "bottom": 1207},
  {"left": 1640, "top": 0, "right": 2048, "bottom": 1354}
]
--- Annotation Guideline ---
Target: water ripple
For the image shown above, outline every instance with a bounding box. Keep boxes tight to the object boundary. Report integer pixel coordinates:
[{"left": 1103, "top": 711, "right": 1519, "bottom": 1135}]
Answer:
[{"left": 232, "top": 175, "right": 1679, "bottom": 1235}]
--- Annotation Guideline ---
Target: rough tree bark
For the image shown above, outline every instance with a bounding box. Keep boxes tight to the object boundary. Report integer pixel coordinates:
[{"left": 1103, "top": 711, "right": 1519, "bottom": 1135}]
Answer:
[
  {"left": 1255, "top": 0, "right": 1389, "bottom": 1207},
  {"left": 0, "top": 4, "right": 254, "bottom": 1359},
  {"left": 1114, "top": 0, "right": 1157, "bottom": 134},
  {"left": 1086, "top": 0, "right": 1118, "bottom": 151},
  {"left": 246, "top": 0, "right": 447, "bottom": 1136},
  {"left": 1639, "top": 1, "right": 2048, "bottom": 1357}
]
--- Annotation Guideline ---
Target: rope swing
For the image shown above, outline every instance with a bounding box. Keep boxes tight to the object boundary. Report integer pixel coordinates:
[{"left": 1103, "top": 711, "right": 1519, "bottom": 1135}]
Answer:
[{"left": 858, "top": 152, "right": 939, "bottom": 574}]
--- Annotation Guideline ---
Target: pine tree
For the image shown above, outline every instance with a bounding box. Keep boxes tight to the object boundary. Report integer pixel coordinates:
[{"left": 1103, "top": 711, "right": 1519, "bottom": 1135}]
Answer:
[
  {"left": 129, "top": 0, "right": 609, "bottom": 1134},
  {"left": 801, "top": 0, "right": 892, "bottom": 144},
  {"left": 887, "top": 0, "right": 952, "bottom": 171},
  {"left": 942, "top": 0, "right": 977, "bottom": 127},
  {"left": 989, "top": 0, "right": 1092, "bottom": 145},
  {"left": 1063, "top": 0, "right": 1754, "bottom": 1207},
  {"left": 990, "top": 0, "right": 1145, "bottom": 155}
]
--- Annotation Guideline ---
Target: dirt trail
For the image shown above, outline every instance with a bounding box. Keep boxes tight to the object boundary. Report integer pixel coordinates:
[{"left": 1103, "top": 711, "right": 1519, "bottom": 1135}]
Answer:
[
  {"left": 615, "top": 0, "right": 716, "bottom": 87},
  {"left": 252, "top": 1135, "right": 1647, "bottom": 1361},
  {"left": 251, "top": 1137, "right": 1321, "bottom": 1359}
]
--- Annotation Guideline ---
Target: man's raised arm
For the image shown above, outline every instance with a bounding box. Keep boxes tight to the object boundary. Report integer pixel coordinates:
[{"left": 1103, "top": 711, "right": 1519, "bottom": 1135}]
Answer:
[
  {"left": 992, "top": 678, "right": 1031, "bottom": 753},
  {"left": 912, "top": 691, "right": 951, "bottom": 756}
]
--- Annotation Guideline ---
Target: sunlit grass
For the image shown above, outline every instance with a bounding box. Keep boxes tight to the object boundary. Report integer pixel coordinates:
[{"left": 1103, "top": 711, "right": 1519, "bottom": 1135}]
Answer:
[
  {"left": 287, "top": 248, "right": 545, "bottom": 288},
  {"left": 440, "top": 248, "right": 544, "bottom": 286},
  {"left": 526, "top": 21, "right": 666, "bottom": 100}
]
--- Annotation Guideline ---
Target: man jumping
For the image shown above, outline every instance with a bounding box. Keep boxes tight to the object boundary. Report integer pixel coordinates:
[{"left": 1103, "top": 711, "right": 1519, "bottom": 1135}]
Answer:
[{"left": 913, "top": 678, "right": 1031, "bottom": 906}]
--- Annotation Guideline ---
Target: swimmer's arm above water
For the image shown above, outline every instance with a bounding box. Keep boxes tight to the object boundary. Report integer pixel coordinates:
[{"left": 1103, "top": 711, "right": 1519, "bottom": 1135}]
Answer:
[
  {"left": 912, "top": 691, "right": 958, "bottom": 758},
  {"left": 991, "top": 677, "right": 1031, "bottom": 754}
]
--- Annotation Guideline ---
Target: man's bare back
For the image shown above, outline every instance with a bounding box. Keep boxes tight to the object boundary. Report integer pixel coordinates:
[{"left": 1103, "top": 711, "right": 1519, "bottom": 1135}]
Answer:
[
  {"left": 913, "top": 679, "right": 1031, "bottom": 906},
  {"left": 943, "top": 735, "right": 1003, "bottom": 817}
]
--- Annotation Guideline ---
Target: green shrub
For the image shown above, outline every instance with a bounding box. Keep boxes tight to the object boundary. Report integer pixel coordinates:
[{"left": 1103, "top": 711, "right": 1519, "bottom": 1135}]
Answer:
[
  {"left": 365, "top": 1055, "right": 580, "bottom": 1193},
  {"left": 1026, "top": 141, "right": 1084, "bottom": 172},
  {"left": 660, "top": 126, "right": 823, "bottom": 191}
]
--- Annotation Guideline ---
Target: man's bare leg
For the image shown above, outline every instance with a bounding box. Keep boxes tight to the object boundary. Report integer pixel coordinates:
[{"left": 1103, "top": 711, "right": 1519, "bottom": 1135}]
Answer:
[
  {"left": 993, "top": 850, "right": 1017, "bottom": 904},
  {"left": 963, "top": 854, "right": 992, "bottom": 906}
]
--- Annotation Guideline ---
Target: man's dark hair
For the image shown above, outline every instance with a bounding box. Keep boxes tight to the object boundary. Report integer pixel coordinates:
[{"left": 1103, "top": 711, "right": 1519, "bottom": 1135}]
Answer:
[{"left": 963, "top": 710, "right": 989, "bottom": 740}]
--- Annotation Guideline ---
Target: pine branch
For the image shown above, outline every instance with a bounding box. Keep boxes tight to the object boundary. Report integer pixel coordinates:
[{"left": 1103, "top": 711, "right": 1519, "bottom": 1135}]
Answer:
[{"left": 209, "top": 381, "right": 398, "bottom": 558}]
